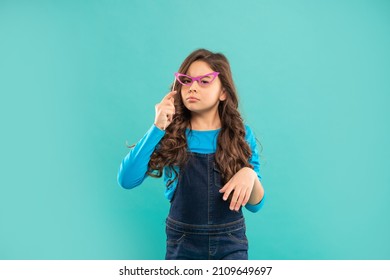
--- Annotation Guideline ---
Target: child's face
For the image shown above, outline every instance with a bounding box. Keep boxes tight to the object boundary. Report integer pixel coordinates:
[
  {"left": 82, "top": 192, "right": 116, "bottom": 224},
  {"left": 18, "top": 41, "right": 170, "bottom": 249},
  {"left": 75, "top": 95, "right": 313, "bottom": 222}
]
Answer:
[{"left": 181, "top": 61, "right": 226, "bottom": 114}]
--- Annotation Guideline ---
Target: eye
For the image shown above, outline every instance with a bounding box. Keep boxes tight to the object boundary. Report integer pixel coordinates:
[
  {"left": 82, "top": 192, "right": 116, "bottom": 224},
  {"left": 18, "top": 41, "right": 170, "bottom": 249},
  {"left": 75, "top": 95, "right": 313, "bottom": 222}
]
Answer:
[
  {"left": 200, "top": 77, "right": 212, "bottom": 84},
  {"left": 178, "top": 76, "right": 192, "bottom": 84}
]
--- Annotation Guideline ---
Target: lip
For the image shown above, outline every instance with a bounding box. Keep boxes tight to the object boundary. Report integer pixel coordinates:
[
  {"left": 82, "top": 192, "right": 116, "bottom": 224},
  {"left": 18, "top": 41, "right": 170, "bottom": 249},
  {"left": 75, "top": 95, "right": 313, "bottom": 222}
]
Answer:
[{"left": 186, "top": 97, "right": 199, "bottom": 101}]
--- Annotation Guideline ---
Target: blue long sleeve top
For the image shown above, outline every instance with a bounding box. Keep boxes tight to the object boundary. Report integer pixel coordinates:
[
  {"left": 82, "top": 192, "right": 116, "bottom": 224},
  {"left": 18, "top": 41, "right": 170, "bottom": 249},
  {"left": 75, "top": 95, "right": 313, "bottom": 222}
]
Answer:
[{"left": 117, "top": 124, "right": 265, "bottom": 213}]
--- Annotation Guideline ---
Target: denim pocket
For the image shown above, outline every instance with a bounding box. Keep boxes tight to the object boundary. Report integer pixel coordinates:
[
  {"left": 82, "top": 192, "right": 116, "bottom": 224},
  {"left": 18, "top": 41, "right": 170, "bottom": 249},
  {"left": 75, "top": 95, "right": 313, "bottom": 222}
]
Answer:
[
  {"left": 166, "top": 227, "right": 186, "bottom": 245},
  {"left": 226, "top": 228, "right": 248, "bottom": 244}
]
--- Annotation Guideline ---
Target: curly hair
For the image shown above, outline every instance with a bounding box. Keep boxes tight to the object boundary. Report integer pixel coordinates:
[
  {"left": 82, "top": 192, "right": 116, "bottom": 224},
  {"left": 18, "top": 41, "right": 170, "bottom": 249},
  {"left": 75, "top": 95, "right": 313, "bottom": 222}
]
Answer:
[{"left": 147, "top": 49, "right": 254, "bottom": 186}]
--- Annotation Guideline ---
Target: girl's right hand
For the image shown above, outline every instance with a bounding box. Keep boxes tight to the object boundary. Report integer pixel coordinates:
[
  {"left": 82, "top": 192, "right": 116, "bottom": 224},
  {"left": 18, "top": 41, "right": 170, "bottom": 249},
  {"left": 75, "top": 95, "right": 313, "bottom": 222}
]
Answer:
[{"left": 154, "top": 91, "right": 177, "bottom": 130}]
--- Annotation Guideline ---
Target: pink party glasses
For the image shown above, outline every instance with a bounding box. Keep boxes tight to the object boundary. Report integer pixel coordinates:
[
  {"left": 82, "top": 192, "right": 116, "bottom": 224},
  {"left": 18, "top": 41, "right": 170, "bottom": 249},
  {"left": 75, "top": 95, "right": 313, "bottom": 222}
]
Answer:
[{"left": 174, "top": 72, "right": 220, "bottom": 87}]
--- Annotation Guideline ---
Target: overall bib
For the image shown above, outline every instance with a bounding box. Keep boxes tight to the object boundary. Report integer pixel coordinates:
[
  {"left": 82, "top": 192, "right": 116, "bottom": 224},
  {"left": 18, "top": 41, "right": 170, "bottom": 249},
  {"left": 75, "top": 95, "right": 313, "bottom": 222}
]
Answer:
[{"left": 165, "top": 152, "right": 248, "bottom": 260}]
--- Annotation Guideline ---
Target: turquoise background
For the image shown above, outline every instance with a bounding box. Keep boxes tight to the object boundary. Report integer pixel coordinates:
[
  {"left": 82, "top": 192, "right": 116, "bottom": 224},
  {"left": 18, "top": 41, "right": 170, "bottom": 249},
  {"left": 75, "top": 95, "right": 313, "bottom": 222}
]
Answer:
[{"left": 1, "top": 0, "right": 389, "bottom": 259}]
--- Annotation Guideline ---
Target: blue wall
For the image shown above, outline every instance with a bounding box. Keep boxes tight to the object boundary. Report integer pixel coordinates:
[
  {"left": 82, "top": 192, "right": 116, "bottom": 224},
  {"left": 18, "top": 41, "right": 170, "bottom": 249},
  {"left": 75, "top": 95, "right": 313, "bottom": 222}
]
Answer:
[{"left": 1, "top": 0, "right": 389, "bottom": 259}]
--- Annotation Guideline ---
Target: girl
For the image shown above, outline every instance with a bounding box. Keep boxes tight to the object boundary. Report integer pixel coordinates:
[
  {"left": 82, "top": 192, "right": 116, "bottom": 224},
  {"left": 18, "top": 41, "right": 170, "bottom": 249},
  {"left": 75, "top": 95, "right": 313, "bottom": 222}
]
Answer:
[{"left": 118, "top": 49, "right": 265, "bottom": 260}]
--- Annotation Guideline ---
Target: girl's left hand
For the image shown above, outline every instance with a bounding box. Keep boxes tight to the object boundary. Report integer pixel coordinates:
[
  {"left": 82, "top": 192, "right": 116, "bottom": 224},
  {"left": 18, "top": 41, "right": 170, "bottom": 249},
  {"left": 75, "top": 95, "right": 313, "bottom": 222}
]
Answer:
[{"left": 219, "top": 167, "right": 257, "bottom": 211}]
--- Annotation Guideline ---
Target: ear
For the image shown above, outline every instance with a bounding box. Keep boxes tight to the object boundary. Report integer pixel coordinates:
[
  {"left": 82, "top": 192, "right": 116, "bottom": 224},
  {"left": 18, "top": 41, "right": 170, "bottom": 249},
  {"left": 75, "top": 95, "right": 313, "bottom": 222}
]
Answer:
[{"left": 219, "top": 88, "right": 227, "bottom": 101}]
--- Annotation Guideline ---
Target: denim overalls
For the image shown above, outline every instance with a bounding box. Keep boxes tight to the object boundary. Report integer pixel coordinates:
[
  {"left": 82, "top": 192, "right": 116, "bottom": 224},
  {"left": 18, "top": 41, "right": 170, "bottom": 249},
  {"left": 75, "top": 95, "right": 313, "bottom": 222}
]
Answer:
[{"left": 165, "top": 152, "right": 248, "bottom": 260}]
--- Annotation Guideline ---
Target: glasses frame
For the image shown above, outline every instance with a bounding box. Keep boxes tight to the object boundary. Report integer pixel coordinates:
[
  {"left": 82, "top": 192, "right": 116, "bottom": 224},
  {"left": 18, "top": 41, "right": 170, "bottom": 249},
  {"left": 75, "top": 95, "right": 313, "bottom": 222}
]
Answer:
[{"left": 174, "top": 72, "right": 220, "bottom": 87}]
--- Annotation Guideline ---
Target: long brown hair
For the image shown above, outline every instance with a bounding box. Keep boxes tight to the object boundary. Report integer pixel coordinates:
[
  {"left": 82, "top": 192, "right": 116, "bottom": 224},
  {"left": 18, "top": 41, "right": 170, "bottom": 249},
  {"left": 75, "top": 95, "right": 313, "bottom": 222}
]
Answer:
[{"left": 147, "top": 49, "right": 253, "bottom": 186}]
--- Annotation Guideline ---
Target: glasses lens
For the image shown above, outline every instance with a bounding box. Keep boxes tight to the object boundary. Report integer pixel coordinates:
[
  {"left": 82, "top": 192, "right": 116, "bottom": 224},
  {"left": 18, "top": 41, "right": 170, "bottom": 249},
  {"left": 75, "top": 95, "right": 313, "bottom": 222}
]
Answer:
[
  {"left": 177, "top": 75, "right": 192, "bottom": 86},
  {"left": 198, "top": 74, "right": 216, "bottom": 86}
]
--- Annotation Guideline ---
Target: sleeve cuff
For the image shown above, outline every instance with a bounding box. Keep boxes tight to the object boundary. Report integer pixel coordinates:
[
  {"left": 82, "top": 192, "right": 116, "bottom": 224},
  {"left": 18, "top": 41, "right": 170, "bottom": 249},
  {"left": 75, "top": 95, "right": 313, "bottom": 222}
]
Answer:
[
  {"left": 151, "top": 123, "right": 166, "bottom": 136},
  {"left": 245, "top": 192, "right": 266, "bottom": 213}
]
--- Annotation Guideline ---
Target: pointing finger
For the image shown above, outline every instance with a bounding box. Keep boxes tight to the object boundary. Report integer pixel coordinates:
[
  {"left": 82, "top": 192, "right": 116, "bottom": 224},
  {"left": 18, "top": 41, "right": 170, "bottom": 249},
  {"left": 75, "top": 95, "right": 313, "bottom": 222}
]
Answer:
[{"left": 163, "top": 90, "right": 177, "bottom": 102}]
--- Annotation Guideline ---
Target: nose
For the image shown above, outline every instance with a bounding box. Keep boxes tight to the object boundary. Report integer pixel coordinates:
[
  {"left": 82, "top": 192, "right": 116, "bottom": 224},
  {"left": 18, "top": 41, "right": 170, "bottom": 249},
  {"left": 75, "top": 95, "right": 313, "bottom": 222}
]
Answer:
[{"left": 188, "top": 80, "right": 200, "bottom": 93}]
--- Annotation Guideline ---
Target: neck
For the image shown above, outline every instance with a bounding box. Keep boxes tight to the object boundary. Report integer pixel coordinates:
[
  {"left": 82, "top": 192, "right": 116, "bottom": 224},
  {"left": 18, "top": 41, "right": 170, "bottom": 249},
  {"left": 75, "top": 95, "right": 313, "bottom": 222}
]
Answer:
[{"left": 190, "top": 110, "right": 221, "bottom": 130}]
